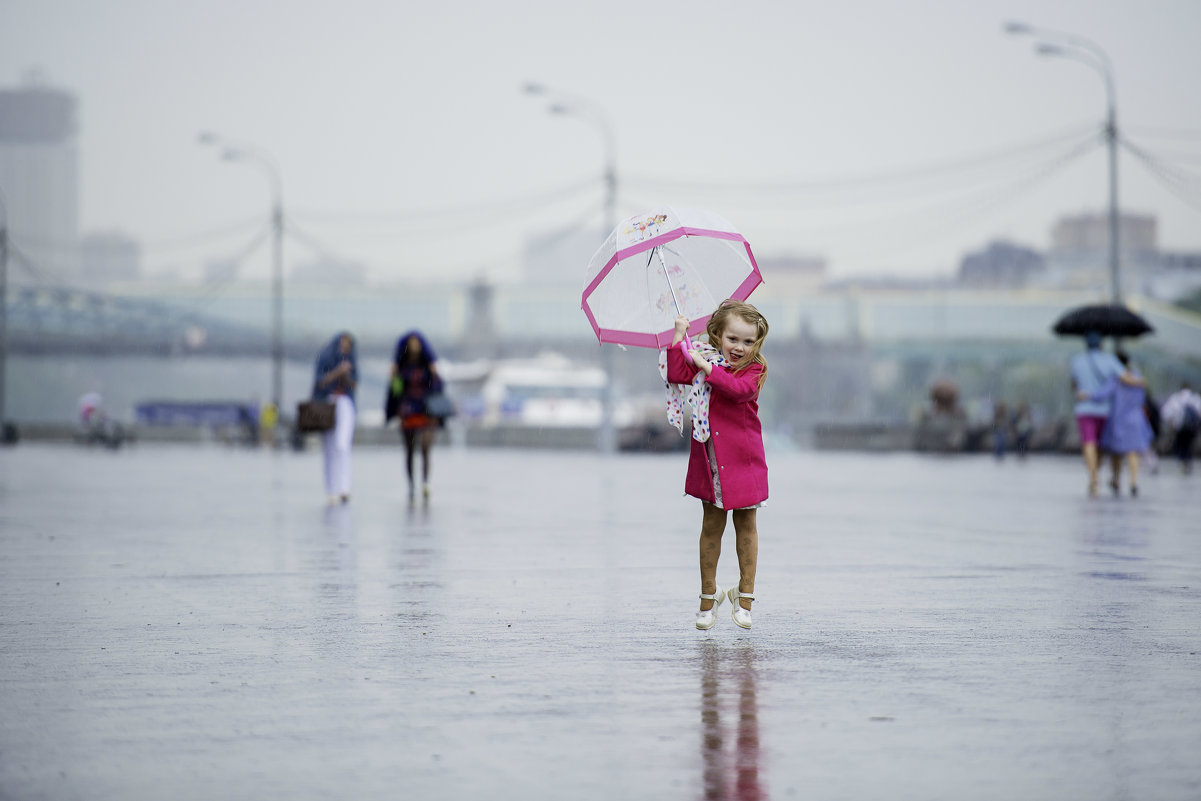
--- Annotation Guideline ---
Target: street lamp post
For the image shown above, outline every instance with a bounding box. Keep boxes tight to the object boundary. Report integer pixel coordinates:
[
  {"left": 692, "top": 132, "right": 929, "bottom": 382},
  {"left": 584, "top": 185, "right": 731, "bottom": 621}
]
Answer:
[
  {"left": 199, "top": 132, "right": 285, "bottom": 418},
  {"left": 0, "top": 189, "right": 8, "bottom": 433},
  {"left": 1006, "top": 22, "right": 1123, "bottom": 305},
  {"left": 525, "top": 83, "right": 618, "bottom": 453}
]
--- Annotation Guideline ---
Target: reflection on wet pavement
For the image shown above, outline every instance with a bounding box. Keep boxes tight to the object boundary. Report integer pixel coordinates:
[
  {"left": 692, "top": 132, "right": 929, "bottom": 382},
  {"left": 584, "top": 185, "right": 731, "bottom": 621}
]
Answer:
[{"left": 699, "top": 640, "right": 764, "bottom": 801}]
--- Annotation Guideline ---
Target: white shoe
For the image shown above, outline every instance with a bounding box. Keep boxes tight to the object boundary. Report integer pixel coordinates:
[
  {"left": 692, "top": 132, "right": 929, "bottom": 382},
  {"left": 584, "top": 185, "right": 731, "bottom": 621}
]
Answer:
[
  {"left": 727, "top": 586, "right": 755, "bottom": 629},
  {"left": 695, "top": 584, "right": 725, "bottom": 630}
]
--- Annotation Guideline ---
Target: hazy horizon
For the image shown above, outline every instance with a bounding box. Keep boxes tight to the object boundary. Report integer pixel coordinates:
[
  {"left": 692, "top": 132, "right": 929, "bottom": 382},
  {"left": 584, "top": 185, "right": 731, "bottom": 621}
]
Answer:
[{"left": 2, "top": 0, "right": 1200, "bottom": 288}]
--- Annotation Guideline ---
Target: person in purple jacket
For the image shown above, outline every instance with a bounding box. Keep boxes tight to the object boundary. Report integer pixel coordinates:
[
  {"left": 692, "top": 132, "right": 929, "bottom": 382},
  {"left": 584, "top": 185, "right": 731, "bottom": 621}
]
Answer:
[{"left": 667, "top": 300, "right": 770, "bottom": 631}]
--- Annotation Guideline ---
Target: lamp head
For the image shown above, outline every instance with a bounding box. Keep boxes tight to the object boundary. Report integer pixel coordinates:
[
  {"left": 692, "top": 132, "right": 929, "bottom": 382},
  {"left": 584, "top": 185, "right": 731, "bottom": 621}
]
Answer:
[
  {"left": 197, "top": 131, "right": 220, "bottom": 146},
  {"left": 1004, "top": 21, "right": 1033, "bottom": 36},
  {"left": 1035, "top": 43, "right": 1066, "bottom": 57},
  {"left": 523, "top": 82, "right": 546, "bottom": 96}
]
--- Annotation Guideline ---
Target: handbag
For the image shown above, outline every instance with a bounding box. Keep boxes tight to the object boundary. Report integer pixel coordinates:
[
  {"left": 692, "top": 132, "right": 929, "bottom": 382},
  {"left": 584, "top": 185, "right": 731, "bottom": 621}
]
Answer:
[
  {"left": 426, "top": 392, "right": 456, "bottom": 420},
  {"left": 296, "top": 400, "right": 336, "bottom": 432}
]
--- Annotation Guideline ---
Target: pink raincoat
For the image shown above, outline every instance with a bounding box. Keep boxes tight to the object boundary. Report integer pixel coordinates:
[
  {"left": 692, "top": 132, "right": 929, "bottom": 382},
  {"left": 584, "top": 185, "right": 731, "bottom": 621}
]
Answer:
[{"left": 666, "top": 345, "right": 768, "bottom": 510}]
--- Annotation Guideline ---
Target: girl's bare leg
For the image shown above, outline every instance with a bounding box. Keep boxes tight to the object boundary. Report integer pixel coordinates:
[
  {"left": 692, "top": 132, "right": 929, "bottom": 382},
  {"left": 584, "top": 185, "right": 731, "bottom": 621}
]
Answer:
[
  {"left": 420, "top": 428, "right": 435, "bottom": 483},
  {"left": 699, "top": 502, "right": 727, "bottom": 611},
  {"left": 1127, "top": 451, "right": 1141, "bottom": 493},
  {"left": 402, "top": 429, "right": 417, "bottom": 494},
  {"left": 1083, "top": 443, "right": 1099, "bottom": 494},
  {"left": 731, "top": 508, "right": 759, "bottom": 610},
  {"left": 401, "top": 432, "right": 415, "bottom": 482}
]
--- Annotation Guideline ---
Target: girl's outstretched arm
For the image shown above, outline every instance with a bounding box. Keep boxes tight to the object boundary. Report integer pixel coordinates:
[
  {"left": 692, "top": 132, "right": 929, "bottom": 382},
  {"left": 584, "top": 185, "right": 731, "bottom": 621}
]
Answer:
[{"left": 706, "top": 363, "right": 764, "bottom": 403}]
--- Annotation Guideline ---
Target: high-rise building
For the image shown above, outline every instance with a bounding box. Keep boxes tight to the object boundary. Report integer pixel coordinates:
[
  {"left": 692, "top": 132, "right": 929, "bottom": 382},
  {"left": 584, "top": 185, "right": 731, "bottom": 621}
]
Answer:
[{"left": 0, "top": 73, "right": 79, "bottom": 283}]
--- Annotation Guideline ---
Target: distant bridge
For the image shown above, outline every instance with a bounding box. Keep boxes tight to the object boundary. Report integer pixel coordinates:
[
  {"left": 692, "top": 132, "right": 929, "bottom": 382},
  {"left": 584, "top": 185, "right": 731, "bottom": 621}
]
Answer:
[
  {"left": 4, "top": 285, "right": 282, "bottom": 356},
  {"left": 4, "top": 283, "right": 1200, "bottom": 363}
]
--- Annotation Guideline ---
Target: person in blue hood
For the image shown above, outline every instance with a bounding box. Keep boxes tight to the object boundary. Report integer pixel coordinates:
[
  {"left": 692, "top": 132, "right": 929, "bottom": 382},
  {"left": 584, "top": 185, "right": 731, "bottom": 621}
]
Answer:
[{"left": 313, "top": 331, "right": 358, "bottom": 504}]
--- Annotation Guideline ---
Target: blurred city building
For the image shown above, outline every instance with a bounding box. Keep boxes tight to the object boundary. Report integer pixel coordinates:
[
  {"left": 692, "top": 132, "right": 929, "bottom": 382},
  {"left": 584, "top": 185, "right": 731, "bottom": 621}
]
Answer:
[
  {"left": 957, "top": 241, "right": 1045, "bottom": 289},
  {"left": 949, "top": 212, "right": 1201, "bottom": 302},
  {"left": 80, "top": 230, "right": 142, "bottom": 284},
  {"left": 754, "top": 254, "right": 827, "bottom": 298},
  {"left": 290, "top": 257, "right": 367, "bottom": 286},
  {"left": 0, "top": 72, "right": 79, "bottom": 282},
  {"left": 203, "top": 258, "right": 240, "bottom": 284},
  {"left": 1043, "top": 211, "right": 1159, "bottom": 296},
  {"left": 523, "top": 225, "right": 606, "bottom": 286},
  {"left": 461, "top": 278, "right": 498, "bottom": 358},
  {"left": 1147, "top": 250, "right": 1201, "bottom": 301}
]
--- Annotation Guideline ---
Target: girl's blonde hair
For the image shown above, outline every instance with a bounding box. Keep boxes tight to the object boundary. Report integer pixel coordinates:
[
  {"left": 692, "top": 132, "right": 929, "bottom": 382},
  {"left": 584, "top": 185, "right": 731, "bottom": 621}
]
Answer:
[{"left": 705, "top": 299, "right": 769, "bottom": 389}]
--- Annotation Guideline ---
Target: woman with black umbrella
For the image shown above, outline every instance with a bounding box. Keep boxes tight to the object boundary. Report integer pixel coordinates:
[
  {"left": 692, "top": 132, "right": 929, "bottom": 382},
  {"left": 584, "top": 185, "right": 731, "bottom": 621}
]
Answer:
[{"left": 1057, "top": 305, "right": 1155, "bottom": 496}]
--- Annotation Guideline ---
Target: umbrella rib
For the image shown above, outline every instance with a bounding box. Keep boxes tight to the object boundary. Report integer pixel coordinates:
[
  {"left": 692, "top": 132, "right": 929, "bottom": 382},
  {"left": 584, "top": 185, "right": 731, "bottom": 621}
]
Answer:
[{"left": 656, "top": 247, "right": 683, "bottom": 316}]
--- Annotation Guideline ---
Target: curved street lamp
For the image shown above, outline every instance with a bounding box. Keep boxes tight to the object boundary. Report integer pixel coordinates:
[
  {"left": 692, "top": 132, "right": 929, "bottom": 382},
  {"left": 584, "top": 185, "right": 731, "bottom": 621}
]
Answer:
[
  {"left": 524, "top": 83, "right": 618, "bottom": 453},
  {"left": 1006, "top": 22, "right": 1123, "bottom": 304},
  {"left": 523, "top": 83, "right": 617, "bottom": 237},
  {"left": 199, "top": 132, "right": 285, "bottom": 419},
  {"left": 0, "top": 188, "right": 8, "bottom": 430}
]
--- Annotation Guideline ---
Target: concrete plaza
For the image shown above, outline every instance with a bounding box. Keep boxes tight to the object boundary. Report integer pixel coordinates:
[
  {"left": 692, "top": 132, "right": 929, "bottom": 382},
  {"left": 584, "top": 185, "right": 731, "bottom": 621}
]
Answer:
[{"left": 1, "top": 442, "right": 1199, "bottom": 800}]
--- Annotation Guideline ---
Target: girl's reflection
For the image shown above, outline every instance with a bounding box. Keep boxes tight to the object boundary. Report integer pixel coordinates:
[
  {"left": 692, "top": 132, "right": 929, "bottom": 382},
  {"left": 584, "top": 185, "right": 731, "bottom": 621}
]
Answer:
[{"left": 699, "top": 640, "right": 765, "bottom": 800}]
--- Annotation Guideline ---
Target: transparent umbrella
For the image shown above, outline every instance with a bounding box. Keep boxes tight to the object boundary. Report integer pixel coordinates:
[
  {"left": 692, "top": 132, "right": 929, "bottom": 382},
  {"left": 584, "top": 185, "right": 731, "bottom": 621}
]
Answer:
[{"left": 581, "top": 206, "right": 763, "bottom": 348}]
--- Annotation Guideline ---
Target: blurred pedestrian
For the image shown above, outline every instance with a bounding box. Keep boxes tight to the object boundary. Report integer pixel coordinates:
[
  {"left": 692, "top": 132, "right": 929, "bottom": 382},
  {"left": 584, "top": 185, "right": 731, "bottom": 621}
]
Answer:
[
  {"left": 1082, "top": 351, "right": 1152, "bottom": 497},
  {"left": 237, "top": 403, "right": 259, "bottom": 447},
  {"left": 664, "top": 301, "right": 769, "bottom": 631},
  {"left": 75, "top": 390, "right": 120, "bottom": 447},
  {"left": 1160, "top": 381, "right": 1201, "bottom": 474},
  {"left": 1012, "top": 402, "right": 1034, "bottom": 458},
  {"left": 992, "top": 401, "right": 1010, "bottom": 460},
  {"left": 1069, "top": 331, "right": 1124, "bottom": 496},
  {"left": 1143, "top": 390, "right": 1161, "bottom": 475},
  {"left": 389, "top": 330, "right": 441, "bottom": 500},
  {"left": 77, "top": 391, "right": 103, "bottom": 427},
  {"left": 258, "top": 401, "right": 278, "bottom": 447},
  {"left": 313, "top": 331, "right": 358, "bottom": 505}
]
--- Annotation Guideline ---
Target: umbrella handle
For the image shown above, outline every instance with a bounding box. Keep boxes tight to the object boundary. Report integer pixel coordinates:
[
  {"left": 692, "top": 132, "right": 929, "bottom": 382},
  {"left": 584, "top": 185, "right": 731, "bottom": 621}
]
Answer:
[{"left": 656, "top": 247, "right": 683, "bottom": 317}]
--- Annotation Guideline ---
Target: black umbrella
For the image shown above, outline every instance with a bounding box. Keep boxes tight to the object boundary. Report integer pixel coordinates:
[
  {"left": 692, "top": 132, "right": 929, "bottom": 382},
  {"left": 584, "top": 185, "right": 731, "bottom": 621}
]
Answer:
[{"left": 1052, "top": 304, "right": 1154, "bottom": 338}]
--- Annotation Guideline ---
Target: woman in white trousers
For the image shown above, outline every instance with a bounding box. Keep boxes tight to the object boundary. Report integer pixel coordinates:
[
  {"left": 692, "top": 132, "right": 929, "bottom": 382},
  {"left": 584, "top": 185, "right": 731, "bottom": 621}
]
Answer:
[
  {"left": 323, "top": 394, "right": 356, "bottom": 502},
  {"left": 313, "top": 332, "right": 358, "bottom": 504}
]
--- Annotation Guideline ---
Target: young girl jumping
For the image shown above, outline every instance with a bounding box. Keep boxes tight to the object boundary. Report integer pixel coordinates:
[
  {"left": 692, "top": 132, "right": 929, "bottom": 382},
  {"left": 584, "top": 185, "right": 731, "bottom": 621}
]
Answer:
[{"left": 665, "top": 300, "right": 769, "bottom": 630}]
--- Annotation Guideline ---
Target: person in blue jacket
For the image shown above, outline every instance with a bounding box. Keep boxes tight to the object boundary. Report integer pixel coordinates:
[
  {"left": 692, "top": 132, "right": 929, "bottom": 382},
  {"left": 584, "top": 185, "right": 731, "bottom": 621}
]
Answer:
[{"left": 1069, "top": 332, "right": 1124, "bottom": 496}]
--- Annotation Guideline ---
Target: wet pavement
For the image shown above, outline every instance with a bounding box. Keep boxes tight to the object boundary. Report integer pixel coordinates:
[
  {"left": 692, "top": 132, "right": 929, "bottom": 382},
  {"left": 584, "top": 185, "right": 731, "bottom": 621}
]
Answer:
[{"left": 1, "top": 442, "right": 1199, "bottom": 800}]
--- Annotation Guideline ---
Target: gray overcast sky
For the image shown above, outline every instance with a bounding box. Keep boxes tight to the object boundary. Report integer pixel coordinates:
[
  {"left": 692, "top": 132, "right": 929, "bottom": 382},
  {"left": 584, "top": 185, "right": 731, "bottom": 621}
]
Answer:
[{"left": 3, "top": 0, "right": 1200, "bottom": 284}]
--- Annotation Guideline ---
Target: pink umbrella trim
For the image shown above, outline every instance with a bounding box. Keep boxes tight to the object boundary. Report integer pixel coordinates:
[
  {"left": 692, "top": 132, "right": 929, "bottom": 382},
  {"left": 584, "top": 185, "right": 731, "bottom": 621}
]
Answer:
[
  {"left": 581, "top": 227, "right": 751, "bottom": 301},
  {"left": 581, "top": 267, "right": 763, "bottom": 348}
]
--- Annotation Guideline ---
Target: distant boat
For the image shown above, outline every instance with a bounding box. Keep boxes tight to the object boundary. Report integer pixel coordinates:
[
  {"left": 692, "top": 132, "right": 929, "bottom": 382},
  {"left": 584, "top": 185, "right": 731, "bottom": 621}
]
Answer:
[{"left": 444, "top": 352, "right": 639, "bottom": 429}]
